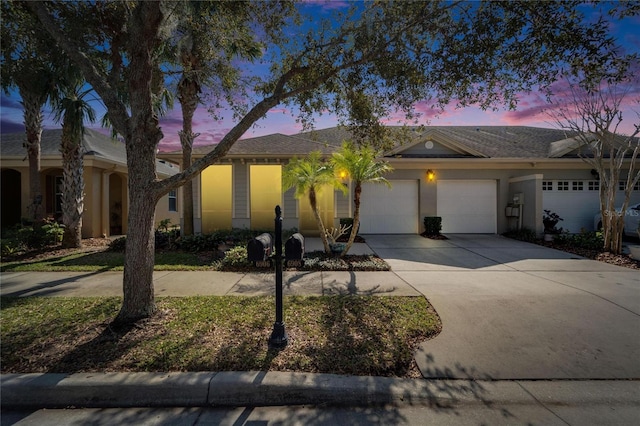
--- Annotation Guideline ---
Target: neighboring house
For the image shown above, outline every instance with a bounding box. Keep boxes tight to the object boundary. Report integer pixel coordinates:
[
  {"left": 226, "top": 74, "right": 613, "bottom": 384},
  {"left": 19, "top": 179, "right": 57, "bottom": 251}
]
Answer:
[
  {"left": 159, "top": 125, "right": 640, "bottom": 236},
  {"left": 1, "top": 128, "right": 180, "bottom": 237}
]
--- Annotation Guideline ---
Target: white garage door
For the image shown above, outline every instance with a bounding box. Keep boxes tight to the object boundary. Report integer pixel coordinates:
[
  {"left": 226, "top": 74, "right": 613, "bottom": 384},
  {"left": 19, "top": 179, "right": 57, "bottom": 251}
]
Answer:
[
  {"left": 542, "top": 180, "right": 640, "bottom": 233},
  {"left": 359, "top": 180, "right": 419, "bottom": 234},
  {"left": 437, "top": 180, "right": 497, "bottom": 233}
]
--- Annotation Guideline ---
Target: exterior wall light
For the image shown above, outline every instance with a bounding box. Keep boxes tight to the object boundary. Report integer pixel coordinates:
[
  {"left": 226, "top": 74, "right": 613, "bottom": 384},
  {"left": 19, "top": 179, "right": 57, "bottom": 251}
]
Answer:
[{"left": 426, "top": 169, "right": 435, "bottom": 182}]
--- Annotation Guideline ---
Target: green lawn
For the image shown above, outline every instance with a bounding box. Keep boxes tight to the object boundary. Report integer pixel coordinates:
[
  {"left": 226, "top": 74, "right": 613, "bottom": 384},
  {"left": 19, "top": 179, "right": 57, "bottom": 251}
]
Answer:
[
  {"left": 0, "top": 296, "right": 441, "bottom": 377},
  {"left": 0, "top": 248, "right": 390, "bottom": 272},
  {"left": 0, "top": 251, "right": 213, "bottom": 272}
]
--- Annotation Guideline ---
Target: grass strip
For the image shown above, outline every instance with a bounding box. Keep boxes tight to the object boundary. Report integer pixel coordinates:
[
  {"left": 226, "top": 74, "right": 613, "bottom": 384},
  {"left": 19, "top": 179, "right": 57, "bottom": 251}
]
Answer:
[
  {"left": 0, "top": 296, "right": 440, "bottom": 378},
  {"left": 0, "top": 250, "right": 389, "bottom": 272}
]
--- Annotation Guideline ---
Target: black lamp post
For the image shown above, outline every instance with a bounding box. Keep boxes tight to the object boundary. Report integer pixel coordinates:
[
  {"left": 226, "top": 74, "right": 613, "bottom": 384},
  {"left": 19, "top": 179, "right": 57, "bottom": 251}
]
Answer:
[{"left": 269, "top": 205, "right": 288, "bottom": 349}]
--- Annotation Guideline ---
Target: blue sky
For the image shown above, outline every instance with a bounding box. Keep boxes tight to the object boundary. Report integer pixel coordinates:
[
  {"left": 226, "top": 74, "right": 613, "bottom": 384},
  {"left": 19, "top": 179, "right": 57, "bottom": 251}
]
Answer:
[{"left": 1, "top": 1, "right": 638, "bottom": 152}]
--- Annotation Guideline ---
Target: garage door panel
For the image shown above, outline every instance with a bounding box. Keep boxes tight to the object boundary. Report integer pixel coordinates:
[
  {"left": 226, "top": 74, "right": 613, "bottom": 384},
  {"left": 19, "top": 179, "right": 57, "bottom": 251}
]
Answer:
[
  {"left": 360, "top": 180, "right": 419, "bottom": 234},
  {"left": 437, "top": 180, "right": 497, "bottom": 233}
]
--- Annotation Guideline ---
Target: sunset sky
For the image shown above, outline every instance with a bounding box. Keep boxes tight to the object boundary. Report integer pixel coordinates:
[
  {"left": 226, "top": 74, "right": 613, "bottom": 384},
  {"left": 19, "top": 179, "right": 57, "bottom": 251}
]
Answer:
[{"left": 1, "top": 1, "right": 638, "bottom": 152}]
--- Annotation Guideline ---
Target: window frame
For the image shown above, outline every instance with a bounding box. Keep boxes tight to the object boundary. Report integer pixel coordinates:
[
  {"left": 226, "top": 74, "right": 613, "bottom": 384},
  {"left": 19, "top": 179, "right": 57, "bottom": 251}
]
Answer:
[{"left": 168, "top": 189, "right": 178, "bottom": 212}]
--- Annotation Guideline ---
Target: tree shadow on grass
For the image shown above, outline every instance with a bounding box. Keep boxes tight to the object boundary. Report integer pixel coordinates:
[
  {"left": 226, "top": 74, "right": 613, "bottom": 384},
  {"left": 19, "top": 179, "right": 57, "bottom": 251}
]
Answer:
[
  {"left": 0, "top": 252, "right": 123, "bottom": 272},
  {"left": 45, "top": 319, "right": 149, "bottom": 373}
]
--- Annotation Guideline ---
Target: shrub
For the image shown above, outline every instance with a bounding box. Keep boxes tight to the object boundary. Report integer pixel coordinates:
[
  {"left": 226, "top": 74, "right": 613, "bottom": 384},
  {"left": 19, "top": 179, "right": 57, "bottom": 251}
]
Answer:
[
  {"left": 219, "top": 246, "right": 252, "bottom": 268},
  {"left": 155, "top": 229, "right": 180, "bottom": 250},
  {"left": 1, "top": 238, "right": 23, "bottom": 257},
  {"left": 15, "top": 218, "right": 64, "bottom": 249},
  {"left": 176, "top": 234, "right": 219, "bottom": 253},
  {"left": 423, "top": 217, "right": 442, "bottom": 235},
  {"left": 554, "top": 230, "right": 603, "bottom": 251},
  {"left": 108, "top": 236, "right": 127, "bottom": 252},
  {"left": 502, "top": 228, "right": 537, "bottom": 243}
]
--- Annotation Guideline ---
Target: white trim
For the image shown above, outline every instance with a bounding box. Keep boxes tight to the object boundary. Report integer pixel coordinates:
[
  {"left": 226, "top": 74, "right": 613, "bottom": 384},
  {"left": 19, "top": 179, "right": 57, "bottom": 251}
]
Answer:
[{"left": 509, "top": 174, "right": 543, "bottom": 183}]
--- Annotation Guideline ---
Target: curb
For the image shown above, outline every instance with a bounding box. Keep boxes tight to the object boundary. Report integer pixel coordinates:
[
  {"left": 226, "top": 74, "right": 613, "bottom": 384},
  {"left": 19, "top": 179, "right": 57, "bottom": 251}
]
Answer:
[
  {"left": 2, "top": 372, "right": 489, "bottom": 409},
  {"left": 3, "top": 372, "right": 640, "bottom": 410}
]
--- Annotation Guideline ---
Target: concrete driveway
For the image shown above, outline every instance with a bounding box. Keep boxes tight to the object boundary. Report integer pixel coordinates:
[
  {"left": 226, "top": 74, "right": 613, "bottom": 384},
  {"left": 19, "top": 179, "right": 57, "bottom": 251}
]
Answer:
[{"left": 364, "top": 234, "right": 640, "bottom": 380}]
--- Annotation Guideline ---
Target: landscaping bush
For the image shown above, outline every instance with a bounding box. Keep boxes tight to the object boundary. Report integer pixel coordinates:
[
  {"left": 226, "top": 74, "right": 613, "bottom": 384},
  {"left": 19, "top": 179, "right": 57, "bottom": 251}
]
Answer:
[
  {"left": 12, "top": 218, "right": 65, "bottom": 250},
  {"left": 176, "top": 233, "right": 218, "bottom": 253},
  {"left": 423, "top": 216, "right": 442, "bottom": 235},
  {"left": 1, "top": 238, "right": 24, "bottom": 257},
  {"left": 106, "top": 228, "right": 302, "bottom": 255},
  {"left": 554, "top": 230, "right": 603, "bottom": 251},
  {"left": 218, "top": 246, "right": 252, "bottom": 269},
  {"left": 502, "top": 227, "right": 537, "bottom": 243},
  {"left": 108, "top": 236, "right": 127, "bottom": 252}
]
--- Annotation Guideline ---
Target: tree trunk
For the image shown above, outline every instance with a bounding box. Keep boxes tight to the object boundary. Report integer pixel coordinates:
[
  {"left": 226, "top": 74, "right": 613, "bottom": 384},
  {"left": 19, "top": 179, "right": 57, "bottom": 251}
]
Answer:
[
  {"left": 115, "top": 136, "right": 160, "bottom": 324},
  {"left": 118, "top": 193, "right": 157, "bottom": 323},
  {"left": 60, "top": 127, "right": 84, "bottom": 248},
  {"left": 310, "top": 188, "right": 331, "bottom": 253},
  {"left": 22, "top": 91, "right": 44, "bottom": 221},
  {"left": 599, "top": 160, "right": 625, "bottom": 254},
  {"left": 177, "top": 54, "right": 200, "bottom": 237},
  {"left": 180, "top": 133, "right": 195, "bottom": 236},
  {"left": 340, "top": 182, "right": 361, "bottom": 257},
  {"left": 112, "top": 1, "right": 165, "bottom": 324}
]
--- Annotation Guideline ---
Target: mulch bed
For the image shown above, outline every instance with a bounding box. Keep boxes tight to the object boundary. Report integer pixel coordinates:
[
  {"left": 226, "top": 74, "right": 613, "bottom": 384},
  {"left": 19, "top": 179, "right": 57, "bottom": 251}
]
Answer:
[{"left": 538, "top": 240, "right": 640, "bottom": 269}]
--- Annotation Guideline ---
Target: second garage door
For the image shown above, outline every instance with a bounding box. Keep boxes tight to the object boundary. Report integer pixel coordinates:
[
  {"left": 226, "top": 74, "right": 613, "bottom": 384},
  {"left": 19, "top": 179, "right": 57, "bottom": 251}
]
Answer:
[
  {"left": 359, "top": 180, "right": 419, "bottom": 234},
  {"left": 437, "top": 180, "right": 497, "bottom": 233}
]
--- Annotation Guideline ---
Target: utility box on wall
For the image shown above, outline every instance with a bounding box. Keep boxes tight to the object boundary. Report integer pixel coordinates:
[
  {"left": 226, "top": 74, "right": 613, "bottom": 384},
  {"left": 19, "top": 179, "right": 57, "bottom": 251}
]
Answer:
[{"left": 505, "top": 205, "right": 520, "bottom": 217}]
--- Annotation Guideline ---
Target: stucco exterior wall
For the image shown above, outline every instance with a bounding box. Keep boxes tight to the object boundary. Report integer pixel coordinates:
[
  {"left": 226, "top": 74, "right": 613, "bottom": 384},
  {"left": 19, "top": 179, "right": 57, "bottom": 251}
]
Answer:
[
  {"left": 508, "top": 174, "right": 543, "bottom": 234},
  {"left": 82, "top": 167, "right": 101, "bottom": 238},
  {"left": 155, "top": 191, "right": 181, "bottom": 230}
]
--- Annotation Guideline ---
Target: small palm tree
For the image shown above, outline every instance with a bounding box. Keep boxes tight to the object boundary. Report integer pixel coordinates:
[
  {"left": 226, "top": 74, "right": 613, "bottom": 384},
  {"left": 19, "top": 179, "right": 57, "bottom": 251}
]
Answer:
[
  {"left": 52, "top": 85, "right": 96, "bottom": 248},
  {"left": 332, "top": 142, "right": 393, "bottom": 256},
  {"left": 283, "top": 151, "right": 347, "bottom": 253}
]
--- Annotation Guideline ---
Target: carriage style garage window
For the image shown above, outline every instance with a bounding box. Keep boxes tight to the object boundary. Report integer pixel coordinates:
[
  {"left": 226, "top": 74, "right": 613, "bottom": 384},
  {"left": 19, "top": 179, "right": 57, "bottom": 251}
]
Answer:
[
  {"left": 557, "top": 181, "right": 569, "bottom": 191},
  {"left": 619, "top": 180, "right": 640, "bottom": 191},
  {"left": 542, "top": 181, "right": 553, "bottom": 191},
  {"left": 618, "top": 181, "right": 640, "bottom": 191},
  {"left": 572, "top": 181, "right": 584, "bottom": 191},
  {"left": 168, "top": 189, "right": 177, "bottom": 212}
]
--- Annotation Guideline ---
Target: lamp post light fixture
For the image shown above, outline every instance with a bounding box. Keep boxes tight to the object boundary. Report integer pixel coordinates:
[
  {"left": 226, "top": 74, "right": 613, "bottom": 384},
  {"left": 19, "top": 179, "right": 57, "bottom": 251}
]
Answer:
[{"left": 269, "top": 205, "right": 288, "bottom": 349}]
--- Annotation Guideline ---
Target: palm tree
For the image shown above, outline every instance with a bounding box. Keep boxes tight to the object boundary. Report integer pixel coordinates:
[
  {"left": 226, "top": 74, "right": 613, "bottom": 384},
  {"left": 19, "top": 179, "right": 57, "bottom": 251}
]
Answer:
[
  {"left": 283, "top": 151, "right": 346, "bottom": 254},
  {"left": 1, "top": 2, "right": 58, "bottom": 221},
  {"left": 332, "top": 142, "right": 393, "bottom": 256},
  {"left": 175, "top": 1, "right": 262, "bottom": 236},
  {"left": 51, "top": 85, "right": 96, "bottom": 248}
]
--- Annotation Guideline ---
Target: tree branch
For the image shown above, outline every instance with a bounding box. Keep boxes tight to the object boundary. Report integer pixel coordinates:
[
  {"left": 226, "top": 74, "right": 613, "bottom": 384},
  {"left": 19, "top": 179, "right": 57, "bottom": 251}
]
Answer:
[{"left": 27, "top": 2, "right": 130, "bottom": 135}]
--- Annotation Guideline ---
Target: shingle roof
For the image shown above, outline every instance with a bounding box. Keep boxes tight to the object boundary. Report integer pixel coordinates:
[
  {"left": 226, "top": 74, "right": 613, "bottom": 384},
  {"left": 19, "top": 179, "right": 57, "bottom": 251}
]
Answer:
[
  {"left": 1, "top": 128, "right": 178, "bottom": 176},
  {"left": 415, "top": 126, "right": 575, "bottom": 158},
  {"left": 181, "top": 125, "right": 578, "bottom": 159},
  {"left": 187, "top": 132, "right": 342, "bottom": 157}
]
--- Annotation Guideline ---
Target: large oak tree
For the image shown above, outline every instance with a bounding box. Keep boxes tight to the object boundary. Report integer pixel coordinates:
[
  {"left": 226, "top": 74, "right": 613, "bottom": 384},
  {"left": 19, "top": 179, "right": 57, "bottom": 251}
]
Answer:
[{"left": 25, "top": 0, "right": 632, "bottom": 324}]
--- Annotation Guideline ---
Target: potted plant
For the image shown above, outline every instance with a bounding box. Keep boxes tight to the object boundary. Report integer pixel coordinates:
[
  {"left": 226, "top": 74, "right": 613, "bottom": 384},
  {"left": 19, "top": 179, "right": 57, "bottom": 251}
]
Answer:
[{"left": 543, "top": 209, "right": 563, "bottom": 241}]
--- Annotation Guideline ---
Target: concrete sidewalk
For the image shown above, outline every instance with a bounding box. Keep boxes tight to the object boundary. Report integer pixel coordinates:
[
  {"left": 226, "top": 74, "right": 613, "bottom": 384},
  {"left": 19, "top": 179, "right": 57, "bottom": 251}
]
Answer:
[{"left": 0, "top": 270, "right": 421, "bottom": 298}]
